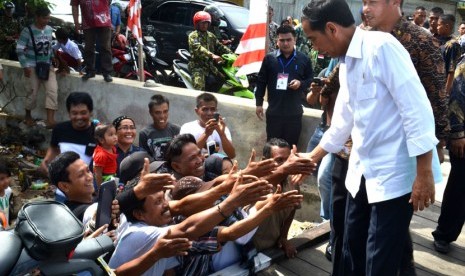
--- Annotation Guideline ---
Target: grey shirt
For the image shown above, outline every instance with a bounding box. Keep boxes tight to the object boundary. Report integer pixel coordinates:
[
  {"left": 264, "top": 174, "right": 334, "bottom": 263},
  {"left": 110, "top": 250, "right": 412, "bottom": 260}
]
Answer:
[{"left": 138, "top": 122, "right": 180, "bottom": 160}]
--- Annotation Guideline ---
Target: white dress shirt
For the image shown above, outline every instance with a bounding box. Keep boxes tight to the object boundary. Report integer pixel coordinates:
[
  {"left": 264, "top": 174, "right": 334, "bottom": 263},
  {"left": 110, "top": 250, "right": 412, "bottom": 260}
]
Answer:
[
  {"left": 320, "top": 28, "right": 438, "bottom": 203},
  {"left": 52, "top": 39, "right": 82, "bottom": 60}
]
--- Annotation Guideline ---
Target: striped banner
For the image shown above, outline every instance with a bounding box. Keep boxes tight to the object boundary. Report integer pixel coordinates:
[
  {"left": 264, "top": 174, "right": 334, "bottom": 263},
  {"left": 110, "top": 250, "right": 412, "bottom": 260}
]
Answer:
[
  {"left": 234, "top": 0, "right": 268, "bottom": 76},
  {"left": 127, "top": 0, "right": 143, "bottom": 45}
]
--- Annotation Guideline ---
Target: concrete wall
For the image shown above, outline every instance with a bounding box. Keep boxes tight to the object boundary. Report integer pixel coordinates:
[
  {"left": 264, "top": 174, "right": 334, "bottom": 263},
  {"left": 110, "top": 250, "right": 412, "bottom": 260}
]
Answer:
[{"left": 0, "top": 60, "right": 323, "bottom": 169}]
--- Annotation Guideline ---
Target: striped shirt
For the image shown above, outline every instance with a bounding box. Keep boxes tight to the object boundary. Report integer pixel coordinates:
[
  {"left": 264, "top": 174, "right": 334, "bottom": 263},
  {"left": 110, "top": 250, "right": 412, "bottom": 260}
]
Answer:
[{"left": 16, "top": 24, "right": 53, "bottom": 68}]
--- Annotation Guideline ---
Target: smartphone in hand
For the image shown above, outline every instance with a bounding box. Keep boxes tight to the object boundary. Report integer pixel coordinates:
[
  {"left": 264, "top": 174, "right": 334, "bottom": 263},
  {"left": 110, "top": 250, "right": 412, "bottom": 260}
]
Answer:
[
  {"left": 207, "top": 140, "right": 216, "bottom": 156},
  {"left": 95, "top": 180, "right": 117, "bottom": 229},
  {"left": 213, "top": 112, "right": 220, "bottom": 122}
]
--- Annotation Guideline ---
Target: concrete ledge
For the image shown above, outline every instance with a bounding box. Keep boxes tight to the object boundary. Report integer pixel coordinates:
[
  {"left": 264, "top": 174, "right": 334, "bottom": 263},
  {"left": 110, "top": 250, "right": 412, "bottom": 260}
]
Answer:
[{"left": 0, "top": 60, "right": 323, "bottom": 168}]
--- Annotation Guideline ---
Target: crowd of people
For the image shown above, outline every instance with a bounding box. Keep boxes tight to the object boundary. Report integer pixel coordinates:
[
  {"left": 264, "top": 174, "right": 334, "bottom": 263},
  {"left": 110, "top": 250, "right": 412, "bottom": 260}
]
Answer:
[{"left": 0, "top": 0, "right": 464, "bottom": 275}]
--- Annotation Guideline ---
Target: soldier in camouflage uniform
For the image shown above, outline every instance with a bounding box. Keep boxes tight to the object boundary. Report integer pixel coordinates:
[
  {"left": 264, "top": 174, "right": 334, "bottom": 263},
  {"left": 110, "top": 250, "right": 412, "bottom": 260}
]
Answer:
[
  {"left": 0, "top": 2, "right": 21, "bottom": 60},
  {"left": 188, "top": 11, "right": 232, "bottom": 91},
  {"left": 268, "top": 6, "right": 279, "bottom": 53}
]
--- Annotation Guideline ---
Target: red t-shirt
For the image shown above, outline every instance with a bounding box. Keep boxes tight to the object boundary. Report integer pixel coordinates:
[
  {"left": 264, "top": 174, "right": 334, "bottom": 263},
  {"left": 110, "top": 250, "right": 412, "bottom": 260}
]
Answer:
[
  {"left": 93, "top": 145, "right": 117, "bottom": 174},
  {"left": 70, "top": 0, "right": 111, "bottom": 29}
]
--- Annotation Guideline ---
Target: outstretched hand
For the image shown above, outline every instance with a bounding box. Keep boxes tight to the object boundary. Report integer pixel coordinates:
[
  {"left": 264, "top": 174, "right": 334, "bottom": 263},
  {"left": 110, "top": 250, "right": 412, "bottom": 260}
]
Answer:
[
  {"left": 282, "top": 145, "right": 317, "bottom": 175},
  {"left": 264, "top": 185, "right": 303, "bottom": 213},
  {"left": 243, "top": 149, "right": 278, "bottom": 177},
  {"left": 156, "top": 229, "right": 192, "bottom": 258},
  {"left": 229, "top": 173, "right": 273, "bottom": 208}
]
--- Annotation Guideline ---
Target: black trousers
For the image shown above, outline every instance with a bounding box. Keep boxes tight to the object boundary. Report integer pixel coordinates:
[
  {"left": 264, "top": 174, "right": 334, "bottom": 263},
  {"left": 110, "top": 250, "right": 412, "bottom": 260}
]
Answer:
[
  {"left": 330, "top": 155, "right": 348, "bottom": 276},
  {"left": 331, "top": 156, "right": 415, "bottom": 276},
  {"left": 432, "top": 154, "right": 465, "bottom": 242},
  {"left": 342, "top": 179, "right": 413, "bottom": 276},
  {"left": 83, "top": 27, "right": 113, "bottom": 75},
  {"left": 266, "top": 114, "right": 302, "bottom": 147}
]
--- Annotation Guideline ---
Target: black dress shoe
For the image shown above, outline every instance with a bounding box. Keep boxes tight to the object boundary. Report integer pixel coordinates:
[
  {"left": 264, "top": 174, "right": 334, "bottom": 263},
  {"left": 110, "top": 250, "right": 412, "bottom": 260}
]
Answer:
[
  {"left": 82, "top": 72, "right": 95, "bottom": 80},
  {"left": 434, "top": 240, "right": 450, "bottom": 254},
  {"left": 325, "top": 243, "right": 332, "bottom": 262},
  {"left": 103, "top": 74, "right": 113, "bottom": 82}
]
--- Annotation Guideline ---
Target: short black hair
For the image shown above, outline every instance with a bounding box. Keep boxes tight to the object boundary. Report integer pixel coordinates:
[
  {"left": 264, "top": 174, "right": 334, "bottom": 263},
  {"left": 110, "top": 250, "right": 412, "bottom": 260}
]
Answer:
[
  {"left": 301, "top": 0, "right": 355, "bottom": 33},
  {"left": 196, "top": 92, "right": 217, "bottom": 108},
  {"left": 0, "top": 159, "right": 11, "bottom": 177},
  {"left": 55, "top": 28, "right": 69, "bottom": 41},
  {"left": 148, "top": 94, "right": 170, "bottom": 111},
  {"left": 122, "top": 176, "right": 147, "bottom": 223},
  {"left": 431, "top": 7, "right": 444, "bottom": 15},
  {"left": 48, "top": 151, "right": 80, "bottom": 186},
  {"left": 277, "top": 24, "right": 296, "bottom": 37},
  {"left": 66, "top": 92, "right": 94, "bottom": 112},
  {"left": 439, "top": 14, "right": 455, "bottom": 26},
  {"left": 35, "top": 6, "right": 50, "bottom": 17},
  {"left": 263, "top": 138, "right": 290, "bottom": 159},
  {"left": 415, "top": 6, "right": 426, "bottom": 12},
  {"left": 164, "top": 134, "right": 197, "bottom": 167}
]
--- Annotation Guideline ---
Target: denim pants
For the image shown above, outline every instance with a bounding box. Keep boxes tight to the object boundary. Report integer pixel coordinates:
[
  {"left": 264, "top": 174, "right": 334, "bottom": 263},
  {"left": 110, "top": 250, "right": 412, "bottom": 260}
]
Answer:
[{"left": 307, "top": 126, "right": 333, "bottom": 220}]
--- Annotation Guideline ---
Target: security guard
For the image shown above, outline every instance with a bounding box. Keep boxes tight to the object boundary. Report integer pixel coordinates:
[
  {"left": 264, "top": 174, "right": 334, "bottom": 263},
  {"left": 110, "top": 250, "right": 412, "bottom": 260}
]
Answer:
[
  {"left": 188, "top": 11, "right": 232, "bottom": 91},
  {"left": 0, "top": 2, "right": 21, "bottom": 60}
]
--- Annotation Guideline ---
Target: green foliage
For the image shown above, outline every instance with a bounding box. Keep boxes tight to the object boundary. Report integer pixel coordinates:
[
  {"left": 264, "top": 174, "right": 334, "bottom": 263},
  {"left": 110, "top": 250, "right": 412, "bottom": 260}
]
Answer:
[{"left": 0, "top": 0, "right": 54, "bottom": 11}]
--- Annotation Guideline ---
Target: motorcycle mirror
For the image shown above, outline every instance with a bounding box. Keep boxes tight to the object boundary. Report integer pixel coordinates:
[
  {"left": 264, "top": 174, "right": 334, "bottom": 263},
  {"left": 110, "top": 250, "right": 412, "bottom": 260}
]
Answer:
[
  {"left": 219, "top": 20, "right": 227, "bottom": 28},
  {"left": 145, "top": 25, "right": 155, "bottom": 33}
]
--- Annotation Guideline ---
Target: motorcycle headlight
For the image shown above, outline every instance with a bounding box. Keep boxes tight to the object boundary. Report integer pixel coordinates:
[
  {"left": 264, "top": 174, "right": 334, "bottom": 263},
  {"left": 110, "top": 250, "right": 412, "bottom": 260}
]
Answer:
[{"left": 147, "top": 46, "right": 157, "bottom": 58}]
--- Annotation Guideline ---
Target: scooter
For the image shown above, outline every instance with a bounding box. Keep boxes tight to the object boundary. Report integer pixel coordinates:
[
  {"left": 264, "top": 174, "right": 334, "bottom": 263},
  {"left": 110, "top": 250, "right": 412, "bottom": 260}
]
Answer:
[
  {"left": 0, "top": 231, "right": 114, "bottom": 275},
  {"left": 112, "top": 34, "right": 155, "bottom": 81},
  {"left": 173, "top": 49, "right": 254, "bottom": 99},
  {"left": 142, "top": 26, "right": 171, "bottom": 84}
]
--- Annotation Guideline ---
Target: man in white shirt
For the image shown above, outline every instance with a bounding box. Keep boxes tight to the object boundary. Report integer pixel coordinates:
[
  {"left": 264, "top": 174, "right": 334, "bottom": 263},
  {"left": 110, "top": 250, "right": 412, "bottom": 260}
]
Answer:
[
  {"left": 53, "top": 28, "right": 82, "bottom": 73},
  {"left": 301, "top": 0, "right": 437, "bottom": 275},
  {"left": 180, "top": 92, "right": 235, "bottom": 158}
]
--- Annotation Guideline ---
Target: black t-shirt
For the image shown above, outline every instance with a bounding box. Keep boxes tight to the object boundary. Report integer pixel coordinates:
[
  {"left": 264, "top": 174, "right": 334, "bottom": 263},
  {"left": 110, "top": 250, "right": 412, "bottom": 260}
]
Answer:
[
  {"left": 65, "top": 200, "right": 91, "bottom": 222},
  {"left": 51, "top": 121, "right": 96, "bottom": 164}
]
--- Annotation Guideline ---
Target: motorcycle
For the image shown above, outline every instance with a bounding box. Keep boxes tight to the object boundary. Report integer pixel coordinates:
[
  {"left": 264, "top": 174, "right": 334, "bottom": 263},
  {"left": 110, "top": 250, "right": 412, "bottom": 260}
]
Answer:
[
  {"left": 172, "top": 49, "right": 255, "bottom": 99},
  {"left": 142, "top": 26, "right": 171, "bottom": 84},
  {"left": 0, "top": 229, "right": 114, "bottom": 275},
  {"left": 112, "top": 34, "right": 155, "bottom": 81}
]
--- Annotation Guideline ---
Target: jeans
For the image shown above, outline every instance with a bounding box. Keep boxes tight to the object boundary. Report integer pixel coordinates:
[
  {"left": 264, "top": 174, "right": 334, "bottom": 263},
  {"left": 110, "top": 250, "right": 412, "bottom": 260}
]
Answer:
[
  {"left": 318, "top": 153, "right": 334, "bottom": 220},
  {"left": 307, "top": 126, "right": 333, "bottom": 220}
]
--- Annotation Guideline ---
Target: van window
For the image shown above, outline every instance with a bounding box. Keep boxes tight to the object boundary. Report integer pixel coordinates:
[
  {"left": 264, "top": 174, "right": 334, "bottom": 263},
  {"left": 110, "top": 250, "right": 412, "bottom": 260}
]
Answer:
[{"left": 150, "top": 2, "right": 191, "bottom": 26}]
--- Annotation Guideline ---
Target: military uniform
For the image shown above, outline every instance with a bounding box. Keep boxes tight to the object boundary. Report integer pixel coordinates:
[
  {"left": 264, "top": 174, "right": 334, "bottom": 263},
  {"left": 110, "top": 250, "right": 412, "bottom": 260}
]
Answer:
[
  {"left": 0, "top": 15, "right": 21, "bottom": 60},
  {"left": 188, "top": 30, "right": 232, "bottom": 91}
]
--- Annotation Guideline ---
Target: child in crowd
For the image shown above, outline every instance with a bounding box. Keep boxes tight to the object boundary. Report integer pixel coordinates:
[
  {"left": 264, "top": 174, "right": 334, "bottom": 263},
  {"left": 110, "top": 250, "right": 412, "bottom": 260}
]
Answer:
[
  {"left": 53, "top": 27, "right": 83, "bottom": 74},
  {"left": 93, "top": 124, "right": 118, "bottom": 189},
  {"left": 0, "top": 161, "right": 12, "bottom": 229}
]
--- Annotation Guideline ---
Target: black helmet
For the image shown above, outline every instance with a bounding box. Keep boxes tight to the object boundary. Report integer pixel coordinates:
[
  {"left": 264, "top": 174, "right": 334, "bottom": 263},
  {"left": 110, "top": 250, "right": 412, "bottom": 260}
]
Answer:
[
  {"left": 203, "top": 5, "right": 224, "bottom": 27},
  {"left": 4, "top": 1, "right": 15, "bottom": 9}
]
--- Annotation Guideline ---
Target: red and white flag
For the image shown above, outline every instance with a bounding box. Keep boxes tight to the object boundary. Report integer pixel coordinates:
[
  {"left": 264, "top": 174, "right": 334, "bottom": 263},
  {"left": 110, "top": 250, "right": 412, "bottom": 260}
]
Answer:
[
  {"left": 234, "top": 0, "right": 268, "bottom": 76},
  {"left": 127, "top": 0, "right": 143, "bottom": 45}
]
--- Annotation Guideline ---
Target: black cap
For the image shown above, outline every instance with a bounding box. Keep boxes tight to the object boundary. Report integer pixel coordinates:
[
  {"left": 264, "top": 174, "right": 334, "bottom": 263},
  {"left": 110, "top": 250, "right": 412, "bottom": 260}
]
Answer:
[{"left": 119, "top": 152, "right": 153, "bottom": 184}]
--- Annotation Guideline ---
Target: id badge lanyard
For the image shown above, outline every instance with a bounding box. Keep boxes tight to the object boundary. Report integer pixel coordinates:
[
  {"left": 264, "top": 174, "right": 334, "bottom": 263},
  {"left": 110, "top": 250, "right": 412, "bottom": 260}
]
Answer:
[{"left": 276, "top": 51, "right": 296, "bottom": 90}]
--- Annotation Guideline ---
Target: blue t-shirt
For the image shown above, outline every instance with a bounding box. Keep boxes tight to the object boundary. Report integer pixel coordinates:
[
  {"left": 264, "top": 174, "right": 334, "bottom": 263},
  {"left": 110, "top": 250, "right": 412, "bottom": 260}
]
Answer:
[{"left": 110, "top": 5, "right": 121, "bottom": 30}]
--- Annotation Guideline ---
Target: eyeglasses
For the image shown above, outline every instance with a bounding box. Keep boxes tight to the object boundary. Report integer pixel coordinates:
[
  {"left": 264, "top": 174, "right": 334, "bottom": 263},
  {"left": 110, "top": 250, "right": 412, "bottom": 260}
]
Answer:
[{"left": 118, "top": 125, "right": 136, "bottom": 131}]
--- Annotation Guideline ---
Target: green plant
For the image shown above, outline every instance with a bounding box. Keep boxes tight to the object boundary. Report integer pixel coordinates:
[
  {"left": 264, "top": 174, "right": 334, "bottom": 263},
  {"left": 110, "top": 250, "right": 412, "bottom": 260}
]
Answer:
[{"left": 0, "top": 0, "right": 54, "bottom": 12}]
